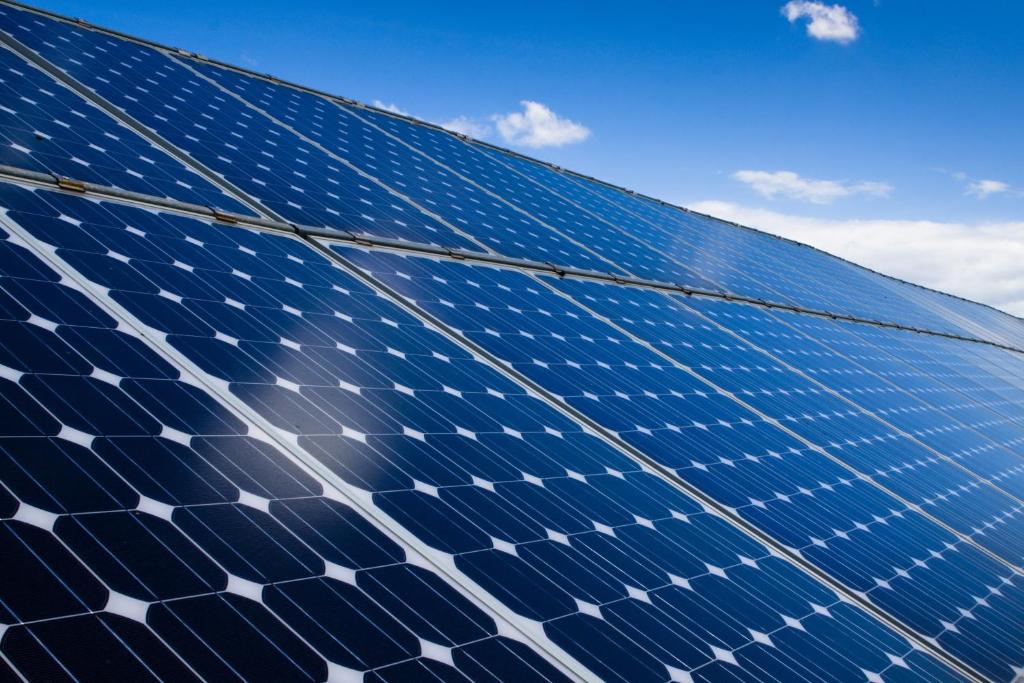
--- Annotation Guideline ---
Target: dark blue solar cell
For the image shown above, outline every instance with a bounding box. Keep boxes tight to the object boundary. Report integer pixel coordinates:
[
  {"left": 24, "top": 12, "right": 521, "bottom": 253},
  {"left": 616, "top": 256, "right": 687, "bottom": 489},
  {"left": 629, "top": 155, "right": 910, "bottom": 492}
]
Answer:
[
  {"left": 301, "top": 434, "right": 414, "bottom": 491},
  {"left": 359, "top": 563, "right": 498, "bottom": 645},
  {"left": 3, "top": 612, "right": 200, "bottom": 683},
  {"left": 495, "top": 480, "right": 595, "bottom": 535},
  {"left": 121, "top": 377, "right": 247, "bottom": 435},
  {"left": 93, "top": 436, "right": 238, "bottom": 505},
  {"left": 270, "top": 496, "right": 404, "bottom": 569},
  {"left": 148, "top": 593, "right": 328, "bottom": 683},
  {"left": 21, "top": 373, "right": 162, "bottom": 435},
  {"left": 5, "top": 212, "right": 107, "bottom": 253},
  {"left": 57, "top": 326, "right": 179, "bottom": 378},
  {"left": 376, "top": 490, "right": 493, "bottom": 554},
  {"left": 442, "top": 485, "right": 547, "bottom": 543},
  {"left": 194, "top": 435, "right": 322, "bottom": 499},
  {"left": 2, "top": 277, "right": 114, "bottom": 326},
  {"left": 264, "top": 577, "right": 421, "bottom": 670},
  {"left": 453, "top": 637, "right": 569, "bottom": 683},
  {"left": 0, "top": 437, "right": 136, "bottom": 513},
  {"left": 365, "top": 657, "right": 470, "bottom": 683},
  {"left": 55, "top": 510, "right": 227, "bottom": 600},
  {"left": 456, "top": 548, "right": 578, "bottom": 622},
  {"left": 174, "top": 502, "right": 325, "bottom": 583},
  {"left": 0, "top": 519, "right": 107, "bottom": 622},
  {"left": 517, "top": 539, "right": 628, "bottom": 604},
  {"left": 546, "top": 612, "right": 669, "bottom": 683}
]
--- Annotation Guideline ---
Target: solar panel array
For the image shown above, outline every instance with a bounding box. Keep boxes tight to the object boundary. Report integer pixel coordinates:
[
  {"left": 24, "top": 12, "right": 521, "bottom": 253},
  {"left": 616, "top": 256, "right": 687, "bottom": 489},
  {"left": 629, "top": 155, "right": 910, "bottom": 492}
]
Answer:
[{"left": 0, "top": 2, "right": 1023, "bottom": 682}]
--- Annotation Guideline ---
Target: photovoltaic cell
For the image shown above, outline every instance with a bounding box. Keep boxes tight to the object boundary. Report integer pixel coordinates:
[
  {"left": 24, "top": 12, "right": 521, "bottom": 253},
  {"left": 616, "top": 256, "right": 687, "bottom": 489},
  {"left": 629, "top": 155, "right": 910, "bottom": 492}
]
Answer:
[
  {"left": 338, "top": 243, "right": 1024, "bottom": 681},
  {"left": 0, "top": 180, "right": 968, "bottom": 683}
]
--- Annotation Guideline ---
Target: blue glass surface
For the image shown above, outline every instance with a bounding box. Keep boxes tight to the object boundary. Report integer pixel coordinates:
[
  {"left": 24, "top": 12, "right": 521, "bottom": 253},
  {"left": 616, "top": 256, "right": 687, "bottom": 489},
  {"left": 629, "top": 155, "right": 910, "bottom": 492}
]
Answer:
[
  {"left": 741, "top": 308, "right": 1024, "bottom": 503},
  {"left": 587, "top": 294, "right": 1024, "bottom": 563},
  {"left": 341, "top": 243, "right": 1024, "bottom": 682},
  {"left": 0, "top": 181, "right": 967, "bottom": 683}
]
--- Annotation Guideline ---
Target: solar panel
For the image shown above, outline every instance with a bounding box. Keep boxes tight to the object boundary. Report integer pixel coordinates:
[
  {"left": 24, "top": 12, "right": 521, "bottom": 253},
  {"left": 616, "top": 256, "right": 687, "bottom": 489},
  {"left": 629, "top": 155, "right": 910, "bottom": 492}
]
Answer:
[
  {"left": 2, "top": 1, "right": 1024, "bottom": 681},
  {"left": 0, "top": 3, "right": 488, "bottom": 248},
  {"left": 190, "top": 61, "right": 635, "bottom": 276}
]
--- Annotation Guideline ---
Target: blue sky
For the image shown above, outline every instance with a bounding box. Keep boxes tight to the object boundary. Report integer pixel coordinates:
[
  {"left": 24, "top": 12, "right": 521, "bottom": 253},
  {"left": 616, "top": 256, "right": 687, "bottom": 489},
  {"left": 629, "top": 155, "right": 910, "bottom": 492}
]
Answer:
[{"left": 33, "top": 0, "right": 1024, "bottom": 313}]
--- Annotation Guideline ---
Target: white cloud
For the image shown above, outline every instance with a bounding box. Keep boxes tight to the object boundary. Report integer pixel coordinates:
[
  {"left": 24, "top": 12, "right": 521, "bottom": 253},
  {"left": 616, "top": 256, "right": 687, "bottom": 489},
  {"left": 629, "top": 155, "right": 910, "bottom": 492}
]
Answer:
[
  {"left": 782, "top": 2, "right": 860, "bottom": 44},
  {"left": 371, "top": 100, "right": 410, "bottom": 116},
  {"left": 440, "top": 115, "right": 492, "bottom": 139},
  {"left": 966, "top": 179, "right": 1010, "bottom": 198},
  {"left": 733, "top": 170, "right": 891, "bottom": 204},
  {"left": 368, "top": 99, "right": 591, "bottom": 148},
  {"left": 492, "top": 101, "right": 591, "bottom": 148},
  {"left": 686, "top": 200, "right": 1024, "bottom": 315}
]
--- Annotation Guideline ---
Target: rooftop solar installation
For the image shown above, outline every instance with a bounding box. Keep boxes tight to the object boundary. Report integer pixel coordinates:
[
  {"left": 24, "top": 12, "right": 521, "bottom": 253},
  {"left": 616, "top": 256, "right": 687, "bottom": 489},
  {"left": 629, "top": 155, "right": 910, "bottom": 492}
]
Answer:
[{"left": 0, "top": 1, "right": 1023, "bottom": 681}]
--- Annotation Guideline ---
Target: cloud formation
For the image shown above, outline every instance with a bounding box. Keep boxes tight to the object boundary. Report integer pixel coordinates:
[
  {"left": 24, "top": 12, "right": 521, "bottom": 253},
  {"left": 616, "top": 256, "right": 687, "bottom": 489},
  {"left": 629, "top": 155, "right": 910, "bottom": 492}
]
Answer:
[
  {"left": 733, "top": 170, "right": 891, "bottom": 204},
  {"left": 368, "top": 100, "right": 589, "bottom": 148},
  {"left": 371, "top": 100, "right": 410, "bottom": 116},
  {"left": 966, "top": 178, "right": 1010, "bottom": 198},
  {"left": 782, "top": 2, "right": 860, "bottom": 44},
  {"left": 440, "top": 115, "right": 492, "bottom": 139},
  {"left": 687, "top": 200, "right": 1024, "bottom": 315},
  {"left": 492, "top": 101, "right": 591, "bottom": 148}
]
